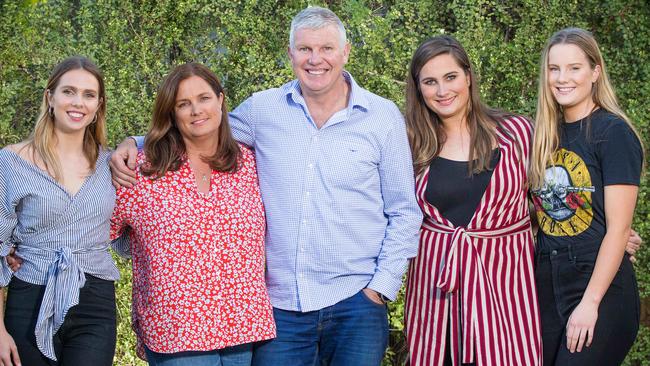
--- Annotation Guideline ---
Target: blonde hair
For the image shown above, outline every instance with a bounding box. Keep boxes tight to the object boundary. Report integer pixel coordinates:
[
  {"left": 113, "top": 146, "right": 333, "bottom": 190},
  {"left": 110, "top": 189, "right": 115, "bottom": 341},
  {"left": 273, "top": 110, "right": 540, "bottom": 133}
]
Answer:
[
  {"left": 530, "top": 27, "right": 643, "bottom": 188},
  {"left": 406, "top": 35, "right": 509, "bottom": 176},
  {"left": 27, "top": 56, "right": 107, "bottom": 183}
]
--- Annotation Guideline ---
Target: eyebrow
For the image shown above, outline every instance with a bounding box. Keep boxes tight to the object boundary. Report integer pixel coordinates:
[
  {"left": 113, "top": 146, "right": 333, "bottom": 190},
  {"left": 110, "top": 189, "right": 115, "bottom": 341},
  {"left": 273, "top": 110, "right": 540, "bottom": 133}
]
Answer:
[
  {"left": 59, "top": 85, "right": 98, "bottom": 93},
  {"left": 420, "top": 71, "right": 458, "bottom": 81},
  {"left": 176, "top": 92, "right": 212, "bottom": 102}
]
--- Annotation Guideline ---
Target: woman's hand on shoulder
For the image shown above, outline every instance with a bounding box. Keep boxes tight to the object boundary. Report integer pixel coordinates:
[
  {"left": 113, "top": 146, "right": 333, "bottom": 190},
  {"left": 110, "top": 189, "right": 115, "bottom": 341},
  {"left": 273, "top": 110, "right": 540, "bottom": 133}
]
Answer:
[
  {"left": 0, "top": 327, "right": 21, "bottom": 366},
  {"left": 109, "top": 138, "right": 138, "bottom": 189}
]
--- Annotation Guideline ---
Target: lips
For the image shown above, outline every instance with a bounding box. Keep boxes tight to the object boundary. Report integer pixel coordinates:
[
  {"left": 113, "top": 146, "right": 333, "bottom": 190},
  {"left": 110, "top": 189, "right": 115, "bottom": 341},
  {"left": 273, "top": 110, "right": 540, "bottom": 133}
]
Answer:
[
  {"left": 67, "top": 111, "right": 85, "bottom": 122},
  {"left": 436, "top": 96, "right": 456, "bottom": 106},
  {"left": 306, "top": 69, "right": 326, "bottom": 75},
  {"left": 191, "top": 118, "right": 208, "bottom": 126},
  {"left": 555, "top": 87, "right": 575, "bottom": 95}
]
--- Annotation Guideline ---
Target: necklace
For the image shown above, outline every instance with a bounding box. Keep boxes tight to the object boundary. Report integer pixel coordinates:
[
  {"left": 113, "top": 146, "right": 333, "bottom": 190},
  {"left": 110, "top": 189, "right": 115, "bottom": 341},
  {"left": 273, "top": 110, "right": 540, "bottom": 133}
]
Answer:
[{"left": 201, "top": 172, "right": 209, "bottom": 182}]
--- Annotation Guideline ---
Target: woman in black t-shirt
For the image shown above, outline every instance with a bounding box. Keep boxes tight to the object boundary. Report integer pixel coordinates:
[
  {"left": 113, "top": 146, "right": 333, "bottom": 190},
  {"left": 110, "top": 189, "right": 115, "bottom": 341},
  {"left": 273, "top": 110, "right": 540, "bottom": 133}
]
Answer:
[{"left": 530, "top": 27, "right": 644, "bottom": 365}]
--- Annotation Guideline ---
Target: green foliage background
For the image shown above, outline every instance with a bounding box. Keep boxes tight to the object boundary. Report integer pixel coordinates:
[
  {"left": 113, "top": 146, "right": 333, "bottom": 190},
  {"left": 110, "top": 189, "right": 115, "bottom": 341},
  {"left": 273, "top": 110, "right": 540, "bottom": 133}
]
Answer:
[{"left": 1, "top": 0, "right": 648, "bottom": 365}]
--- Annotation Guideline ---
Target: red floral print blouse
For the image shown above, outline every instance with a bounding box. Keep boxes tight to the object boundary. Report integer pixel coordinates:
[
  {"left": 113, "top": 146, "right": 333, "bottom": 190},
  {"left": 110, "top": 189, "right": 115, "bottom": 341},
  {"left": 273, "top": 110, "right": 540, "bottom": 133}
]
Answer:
[{"left": 111, "top": 145, "right": 275, "bottom": 357}]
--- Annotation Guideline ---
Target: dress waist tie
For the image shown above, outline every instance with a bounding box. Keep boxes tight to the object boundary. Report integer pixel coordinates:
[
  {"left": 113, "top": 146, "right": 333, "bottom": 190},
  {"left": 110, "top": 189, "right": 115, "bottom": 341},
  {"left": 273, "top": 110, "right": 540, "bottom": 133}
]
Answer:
[{"left": 421, "top": 216, "right": 531, "bottom": 363}]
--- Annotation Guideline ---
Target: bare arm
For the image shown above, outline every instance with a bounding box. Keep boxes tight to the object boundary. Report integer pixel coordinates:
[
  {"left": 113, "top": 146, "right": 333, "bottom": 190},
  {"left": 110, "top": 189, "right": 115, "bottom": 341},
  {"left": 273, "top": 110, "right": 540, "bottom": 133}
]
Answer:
[
  {"left": 566, "top": 184, "right": 638, "bottom": 353},
  {"left": 0, "top": 288, "right": 21, "bottom": 366}
]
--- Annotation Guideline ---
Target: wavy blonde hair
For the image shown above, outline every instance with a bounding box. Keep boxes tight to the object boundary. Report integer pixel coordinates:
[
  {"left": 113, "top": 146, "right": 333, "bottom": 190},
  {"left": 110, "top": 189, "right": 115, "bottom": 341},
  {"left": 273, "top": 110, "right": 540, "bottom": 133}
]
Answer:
[
  {"left": 530, "top": 27, "right": 643, "bottom": 188},
  {"left": 27, "top": 56, "right": 107, "bottom": 183}
]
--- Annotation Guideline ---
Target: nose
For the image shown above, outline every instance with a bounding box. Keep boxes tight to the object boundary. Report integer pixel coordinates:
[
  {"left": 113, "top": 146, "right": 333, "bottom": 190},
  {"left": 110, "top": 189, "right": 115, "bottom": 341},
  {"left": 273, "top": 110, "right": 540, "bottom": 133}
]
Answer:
[
  {"left": 556, "top": 68, "right": 568, "bottom": 83},
  {"left": 190, "top": 102, "right": 200, "bottom": 116},
  {"left": 71, "top": 93, "right": 83, "bottom": 107},
  {"left": 435, "top": 82, "right": 447, "bottom": 96},
  {"left": 308, "top": 50, "right": 322, "bottom": 64}
]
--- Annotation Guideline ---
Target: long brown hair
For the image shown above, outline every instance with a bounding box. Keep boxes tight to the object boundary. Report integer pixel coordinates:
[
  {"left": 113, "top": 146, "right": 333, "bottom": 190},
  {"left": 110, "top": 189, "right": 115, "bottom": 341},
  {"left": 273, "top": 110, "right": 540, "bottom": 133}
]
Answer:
[
  {"left": 27, "top": 56, "right": 107, "bottom": 182},
  {"left": 406, "top": 35, "right": 509, "bottom": 176},
  {"left": 530, "top": 27, "right": 644, "bottom": 188},
  {"left": 142, "top": 63, "right": 240, "bottom": 179}
]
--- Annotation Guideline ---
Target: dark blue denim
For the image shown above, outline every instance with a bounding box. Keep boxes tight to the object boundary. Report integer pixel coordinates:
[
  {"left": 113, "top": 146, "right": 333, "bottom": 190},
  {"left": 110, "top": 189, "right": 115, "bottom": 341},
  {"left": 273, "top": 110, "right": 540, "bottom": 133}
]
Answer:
[
  {"left": 144, "top": 343, "right": 253, "bottom": 366},
  {"left": 4, "top": 275, "right": 117, "bottom": 366},
  {"left": 535, "top": 243, "right": 639, "bottom": 366},
  {"left": 251, "top": 290, "right": 388, "bottom": 366}
]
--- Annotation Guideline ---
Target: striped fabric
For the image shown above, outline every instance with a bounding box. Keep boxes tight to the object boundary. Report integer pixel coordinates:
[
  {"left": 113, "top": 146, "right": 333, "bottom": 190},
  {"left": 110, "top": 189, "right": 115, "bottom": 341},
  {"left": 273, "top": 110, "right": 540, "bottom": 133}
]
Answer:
[
  {"left": 405, "top": 116, "right": 542, "bottom": 366},
  {"left": 228, "top": 72, "right": 423, "bottom": 312},
  {"left": 0, "top": 148, "right": 120, "bottom": 361}
]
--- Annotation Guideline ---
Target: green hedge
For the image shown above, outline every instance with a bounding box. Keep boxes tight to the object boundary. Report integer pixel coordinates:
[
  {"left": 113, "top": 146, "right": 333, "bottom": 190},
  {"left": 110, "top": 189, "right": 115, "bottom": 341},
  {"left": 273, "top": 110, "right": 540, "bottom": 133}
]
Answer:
[{"left": 1, "top": 1, "right": 648, "bottom": 365}]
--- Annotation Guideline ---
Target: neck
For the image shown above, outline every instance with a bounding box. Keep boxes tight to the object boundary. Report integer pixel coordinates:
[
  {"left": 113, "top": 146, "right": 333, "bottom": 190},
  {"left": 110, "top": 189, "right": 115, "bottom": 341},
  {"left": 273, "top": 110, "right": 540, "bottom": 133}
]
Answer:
[
  {"left": 184, "top": 134, "right": 219, "bottom": 161},
  {"left": 563, "top": 100, "right": 597, "bottom": 123},
  {"left": 302, "top": 75, "right": 350, "bottom": 112},
  {"left": 441, "top": 115, "right": 469, "bottom": 136},
  {"left": 53, "top": 129, "right": 86, "bottom": 158}
]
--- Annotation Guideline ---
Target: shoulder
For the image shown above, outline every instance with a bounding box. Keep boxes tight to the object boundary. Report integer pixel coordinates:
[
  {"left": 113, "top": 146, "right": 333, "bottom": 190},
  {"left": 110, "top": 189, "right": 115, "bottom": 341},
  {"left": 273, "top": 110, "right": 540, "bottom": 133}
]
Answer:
[
  {"left": 498, "top": 114, "right": 533, "bottom": 142},
  {"left": 590, "top": 109, "right": 634, "bottom": 135},
  {"left": 3, "top": 141, "right": 31, "bottom": 159},
  {"left": 237, "top": 144, "right": 257, "bottom": 170}
]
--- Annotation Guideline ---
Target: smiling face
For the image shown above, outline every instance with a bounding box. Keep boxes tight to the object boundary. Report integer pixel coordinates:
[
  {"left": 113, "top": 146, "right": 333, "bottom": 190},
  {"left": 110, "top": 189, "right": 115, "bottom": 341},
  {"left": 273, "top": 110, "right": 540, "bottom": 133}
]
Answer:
[
  {"left": 288, "top": 25, "right": 350, "bottom": 100},
  {"left": 174, "top": 75, "right": 224, "bottom": 142},
  {"left": 47, "top": 68, "right": 101, "bottom": 135},
  {"left": 418, "top": 53, "right": 471, "bottom": 124},
  {"left": 547, "top": 43, "right": 600, "bottom": 121}
]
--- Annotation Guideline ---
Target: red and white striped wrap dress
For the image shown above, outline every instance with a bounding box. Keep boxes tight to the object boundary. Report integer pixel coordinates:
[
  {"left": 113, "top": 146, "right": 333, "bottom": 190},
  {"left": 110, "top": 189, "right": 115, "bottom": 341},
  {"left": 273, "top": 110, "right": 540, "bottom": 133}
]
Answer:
[{"left": 405, "top": 116, "right": 542, "bottom": 366}]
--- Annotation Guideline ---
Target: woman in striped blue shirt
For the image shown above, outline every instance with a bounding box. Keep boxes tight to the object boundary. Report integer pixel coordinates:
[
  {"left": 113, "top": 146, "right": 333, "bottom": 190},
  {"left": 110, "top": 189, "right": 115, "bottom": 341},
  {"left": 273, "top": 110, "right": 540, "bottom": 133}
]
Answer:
[{"left": 0, "top": 56, "right": 119, "bottom": 366}]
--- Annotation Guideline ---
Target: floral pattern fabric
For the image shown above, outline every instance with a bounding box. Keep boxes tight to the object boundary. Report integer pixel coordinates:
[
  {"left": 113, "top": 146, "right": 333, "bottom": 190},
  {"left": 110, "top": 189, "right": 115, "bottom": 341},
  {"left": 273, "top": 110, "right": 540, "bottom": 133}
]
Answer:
[{"left": 111, "top": 145, "right": 275, "bottom": 357}]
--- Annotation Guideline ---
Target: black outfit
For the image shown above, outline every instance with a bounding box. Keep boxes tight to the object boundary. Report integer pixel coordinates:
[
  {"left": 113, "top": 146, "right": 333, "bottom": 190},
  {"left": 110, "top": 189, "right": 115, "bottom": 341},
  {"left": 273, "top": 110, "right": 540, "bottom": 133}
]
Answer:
[
  {"left": 426, "top": 149, "right": 500, "bottom": 366},
  {"left": 531, "top": 109, "right": 643, "bottom": 366},
  {"left": 4, "top": 275, "right": 117, "bottom": 366}
]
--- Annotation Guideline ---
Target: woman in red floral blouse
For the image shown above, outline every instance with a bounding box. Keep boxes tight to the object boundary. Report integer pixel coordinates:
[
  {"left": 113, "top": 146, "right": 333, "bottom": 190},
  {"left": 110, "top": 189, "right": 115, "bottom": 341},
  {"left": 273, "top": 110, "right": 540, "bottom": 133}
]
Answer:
[{"left": 110, "top": 63, "right": 275, "bottom": 366}]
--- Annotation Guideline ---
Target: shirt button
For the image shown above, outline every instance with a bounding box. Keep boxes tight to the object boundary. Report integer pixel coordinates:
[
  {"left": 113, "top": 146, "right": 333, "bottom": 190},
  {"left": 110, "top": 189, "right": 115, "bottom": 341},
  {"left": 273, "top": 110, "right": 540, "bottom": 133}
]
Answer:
[
  {"left": 299, "top": 273, "right": 304, "bottom": 278},
  {"left": 302, "top": 219, "right": 307, "bottom": 224},
  {"left": 307, "top": 163, "right": 314, "bottom": 168},
  {"left": 551, "top": 250, "right": 558, "bottom": 256},
  {"left": 300, "top": 247, "right": 305, "bottom": 252},
  {"left": 306, "top": 191, "right": 311, "bottom": 196}
]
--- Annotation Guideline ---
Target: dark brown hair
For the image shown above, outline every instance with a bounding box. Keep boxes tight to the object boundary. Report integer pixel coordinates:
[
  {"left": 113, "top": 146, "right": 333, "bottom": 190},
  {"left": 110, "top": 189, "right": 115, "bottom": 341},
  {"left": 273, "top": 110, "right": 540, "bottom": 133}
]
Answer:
[
  {"left": 141, "top": 63, "right": 240, "bottom": 179},
  {"left": 406, "top": 35, "right": 509, "bottom": 176}
]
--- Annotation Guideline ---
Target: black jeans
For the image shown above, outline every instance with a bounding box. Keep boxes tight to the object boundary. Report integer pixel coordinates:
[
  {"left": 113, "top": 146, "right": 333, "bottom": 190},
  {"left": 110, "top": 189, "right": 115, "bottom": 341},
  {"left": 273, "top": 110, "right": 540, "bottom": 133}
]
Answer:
[
  {"left": 535, "top": 243, "right": 639, "bottom": 366},
  {"left": 4, "top": 275, "right": 117, "bottom": 366}
]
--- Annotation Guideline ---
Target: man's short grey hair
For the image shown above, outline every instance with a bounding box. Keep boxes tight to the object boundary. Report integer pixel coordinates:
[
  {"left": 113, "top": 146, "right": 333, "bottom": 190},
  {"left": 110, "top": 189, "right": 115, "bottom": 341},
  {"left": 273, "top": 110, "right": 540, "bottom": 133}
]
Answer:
[{"left": 289, "top": 6, "right": 347, "bottom": 48}]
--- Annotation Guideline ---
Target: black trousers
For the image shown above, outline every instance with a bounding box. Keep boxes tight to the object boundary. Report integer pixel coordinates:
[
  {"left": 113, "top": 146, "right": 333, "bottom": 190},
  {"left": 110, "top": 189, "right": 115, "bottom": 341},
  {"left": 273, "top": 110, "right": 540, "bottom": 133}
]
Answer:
[
  {"left": 4, "top": 275, "right": 117, "bottom": 366},
  {"left": 535, "top": 243, "right": 639, "bottom": 366}
]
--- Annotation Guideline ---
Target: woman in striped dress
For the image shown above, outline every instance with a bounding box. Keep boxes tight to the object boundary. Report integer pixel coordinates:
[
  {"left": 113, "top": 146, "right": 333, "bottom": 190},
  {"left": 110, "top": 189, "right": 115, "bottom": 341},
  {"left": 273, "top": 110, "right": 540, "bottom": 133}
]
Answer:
[
  {"left": 0, "top": 57, "right": 119, "bottom": 365},
  {"left": 403, "top": 36, "right": 543, "bottom": 365}
]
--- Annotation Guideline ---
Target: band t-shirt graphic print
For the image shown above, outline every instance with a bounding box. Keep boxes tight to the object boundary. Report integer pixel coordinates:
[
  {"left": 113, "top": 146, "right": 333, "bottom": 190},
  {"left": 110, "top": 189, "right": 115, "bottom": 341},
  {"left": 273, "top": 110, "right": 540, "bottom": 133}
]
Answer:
[{"left": 532, "top": 108, "right": 643, "bottom": 250}]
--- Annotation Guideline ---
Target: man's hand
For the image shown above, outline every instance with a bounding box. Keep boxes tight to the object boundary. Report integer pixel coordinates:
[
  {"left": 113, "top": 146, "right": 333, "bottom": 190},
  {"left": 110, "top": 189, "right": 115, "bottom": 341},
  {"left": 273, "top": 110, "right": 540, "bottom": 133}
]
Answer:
[
  {"left": 626, "top": 229, "right": 642, "bottom": 263},
  {"left": 362, "top": 288, "right": 386, "bottom": 305},
  {"left": 109, "top": 138, "right": 138, "bottom": 188}
]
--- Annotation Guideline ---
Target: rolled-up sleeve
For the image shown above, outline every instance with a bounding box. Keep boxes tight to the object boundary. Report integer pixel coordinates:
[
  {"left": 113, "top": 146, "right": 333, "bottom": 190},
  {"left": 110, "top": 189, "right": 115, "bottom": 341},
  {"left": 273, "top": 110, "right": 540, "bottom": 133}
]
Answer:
[
  {"left": 0, "top": 169, "right": 17, "bottom": 286},
  {"left": 367, "top": 106, "right": 422, "bottom": 300}
]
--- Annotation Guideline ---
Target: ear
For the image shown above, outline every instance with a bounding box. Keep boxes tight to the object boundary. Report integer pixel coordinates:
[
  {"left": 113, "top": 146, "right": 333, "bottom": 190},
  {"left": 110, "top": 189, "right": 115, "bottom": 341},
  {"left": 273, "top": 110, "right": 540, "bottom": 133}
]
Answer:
[
  {"left": 591, "top": 64, "right": 601, "bottom": 83},
  {"left": 287, "top": 46, "right": 294, "bottom": 62},
  {"left": 342, "top": 42, "right": 351, "bottom": 65},
  {"left": 46, "top": 89, "right": 53, "bottom": 106}
]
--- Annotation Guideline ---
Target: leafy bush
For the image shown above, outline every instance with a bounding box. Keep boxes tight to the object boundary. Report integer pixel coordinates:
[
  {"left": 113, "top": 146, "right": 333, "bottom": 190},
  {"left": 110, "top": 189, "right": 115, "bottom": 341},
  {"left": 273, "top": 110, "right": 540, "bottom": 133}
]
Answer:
[{"left": 1, "top": 1, "right": 648, "bottom": 365}]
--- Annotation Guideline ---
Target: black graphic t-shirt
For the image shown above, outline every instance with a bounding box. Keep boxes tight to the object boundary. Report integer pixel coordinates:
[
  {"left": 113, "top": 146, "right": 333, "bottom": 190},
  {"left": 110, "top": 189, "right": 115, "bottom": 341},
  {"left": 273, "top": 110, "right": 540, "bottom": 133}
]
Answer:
[{"left": 532, "top": 109, "right": 643, "bottom": 250}]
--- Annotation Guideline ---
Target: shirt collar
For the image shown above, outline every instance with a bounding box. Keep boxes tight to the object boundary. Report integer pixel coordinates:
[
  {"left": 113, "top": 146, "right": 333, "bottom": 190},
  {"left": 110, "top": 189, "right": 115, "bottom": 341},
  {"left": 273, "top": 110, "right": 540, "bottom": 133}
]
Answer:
[{"left": 284, "top": 71, "right": 370, "bottom": 113}]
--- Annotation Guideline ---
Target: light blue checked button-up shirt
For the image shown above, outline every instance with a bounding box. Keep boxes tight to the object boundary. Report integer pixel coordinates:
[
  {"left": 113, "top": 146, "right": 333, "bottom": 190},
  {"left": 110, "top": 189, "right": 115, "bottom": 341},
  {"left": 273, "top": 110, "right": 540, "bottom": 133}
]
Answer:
[
  {"left": 229, "top": 72, "right": 422, "bottom": 312},
  {"left": 135, "top": 72, "right": 422, "bottom": 312}
]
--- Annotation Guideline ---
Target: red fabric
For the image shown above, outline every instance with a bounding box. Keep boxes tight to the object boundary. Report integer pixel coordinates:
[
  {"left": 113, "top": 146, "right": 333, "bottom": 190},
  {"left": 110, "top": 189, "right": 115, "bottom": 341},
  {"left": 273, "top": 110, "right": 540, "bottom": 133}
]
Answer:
[
  {"left": 111, "top": 146, "right": 275, "bottom": 358},
  {"left": 405, "top": 116, "right": 542, "bottom": 366}
]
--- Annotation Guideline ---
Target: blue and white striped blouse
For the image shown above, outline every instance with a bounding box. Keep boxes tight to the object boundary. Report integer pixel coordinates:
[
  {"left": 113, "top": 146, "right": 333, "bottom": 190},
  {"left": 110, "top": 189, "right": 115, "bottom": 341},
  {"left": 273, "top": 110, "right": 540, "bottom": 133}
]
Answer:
[{"left": 0, "top": 148, "right": 120, "bottom": 361}]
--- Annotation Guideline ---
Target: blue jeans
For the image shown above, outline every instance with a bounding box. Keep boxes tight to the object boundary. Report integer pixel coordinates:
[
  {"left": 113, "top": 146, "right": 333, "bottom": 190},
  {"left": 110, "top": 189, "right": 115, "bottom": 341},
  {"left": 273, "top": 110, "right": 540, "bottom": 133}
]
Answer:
[
  {"left": 144, "top": 343, "right": 253, "bottom": 366},
  {"left": 252, "top": 290, "right": 388, "bottom": 366}
]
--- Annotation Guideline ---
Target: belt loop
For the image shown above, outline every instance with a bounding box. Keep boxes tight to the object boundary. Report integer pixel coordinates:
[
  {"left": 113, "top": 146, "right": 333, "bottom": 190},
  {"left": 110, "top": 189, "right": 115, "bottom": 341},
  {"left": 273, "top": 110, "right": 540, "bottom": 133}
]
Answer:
[{"left": 568, "top": 244, "right": 575, "bottom": 263}]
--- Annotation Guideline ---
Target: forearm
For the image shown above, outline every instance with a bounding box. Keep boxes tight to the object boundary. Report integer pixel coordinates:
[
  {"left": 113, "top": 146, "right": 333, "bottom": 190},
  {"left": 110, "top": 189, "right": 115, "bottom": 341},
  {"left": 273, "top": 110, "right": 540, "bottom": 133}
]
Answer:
[{"left": 582, "top": 228, "right": 630, "bottom": 305}]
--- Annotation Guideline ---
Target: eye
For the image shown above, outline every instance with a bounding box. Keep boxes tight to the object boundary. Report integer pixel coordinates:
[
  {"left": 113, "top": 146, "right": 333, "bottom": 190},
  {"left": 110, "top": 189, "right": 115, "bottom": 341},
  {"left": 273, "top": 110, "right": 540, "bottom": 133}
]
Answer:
[
  {"left": 323, "top": 46, "right": 333, "bottom": 51},
  {"left": 421, "top": 79, "right": 436, "bottom": 86},
  {"left": 200, "top": 95, "right": 211, "bottom": 101},
  {"left": 446, "top": 74, "right": 457, "bottom": 81},
  {"left": 62, "top": 89, "right": 74, "bottom": 95},
  {"left": 298, "top": 47, "right": 309, "bottom": 52},
  {"left": 84, "top": 92, "right": 97, "bottom": 99},
  {"left": 176, "top": 101, "right": 189, "bottom": 109}
]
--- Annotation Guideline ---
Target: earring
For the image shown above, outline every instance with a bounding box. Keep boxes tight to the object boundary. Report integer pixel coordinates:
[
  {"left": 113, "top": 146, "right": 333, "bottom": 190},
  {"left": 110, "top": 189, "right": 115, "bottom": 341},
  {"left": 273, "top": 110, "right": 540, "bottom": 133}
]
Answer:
[
  {"left": 48, "top": 106, "right": 54, "bottom": 117},
  {"left": 91, "top": 114, "right": 98, "bottom": 124}
]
